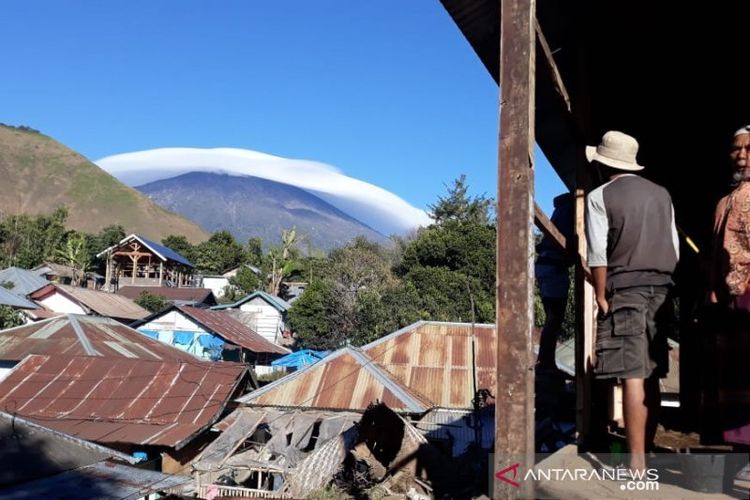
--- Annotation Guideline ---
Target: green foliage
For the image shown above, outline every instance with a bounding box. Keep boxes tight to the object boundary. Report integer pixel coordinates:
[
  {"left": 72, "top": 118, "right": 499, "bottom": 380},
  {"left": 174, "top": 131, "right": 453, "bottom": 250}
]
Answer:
[
  {"left": 288, "top": 279, "right": 339, "bottom": 349},
  {"left": 54, "top": 232, "right": 91, "bottom": 286},
  {"left": 134, "top": 291, "right": 170, "bottom": 313},
  {"left": 0, "top": 208, "right": 68, "bottom": 268},
  {"left": 0, "top": 281, "right": 15, "bottom": 290},
  {"left": 0, "top": 306, "right": 25, "bottom": 330},
  {"left": 228, "top": 265, "right": 263, "bottom": 296},
  {"left": 245, "top": 237, "right": 263, "bottom": 266},
  {"left": 194, "top": 230, "right": 244, "bottom": 274},
  {"left": 428, "top": 174, "right": 494, "bottom": 225},
  {"left": 161, "top": 234, "right": 196, "bottom": 263}
]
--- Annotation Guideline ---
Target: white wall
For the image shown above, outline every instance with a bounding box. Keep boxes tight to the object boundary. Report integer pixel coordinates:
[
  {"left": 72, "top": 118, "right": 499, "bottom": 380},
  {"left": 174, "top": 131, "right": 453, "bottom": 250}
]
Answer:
[
  {"left": 202, "top": 277, "right": 230, "bottom": 298},
  {"left": 37, "top": 294, "right": 86, "bottom": 315},
  {"left": 238, "top": 298, "right": 283, "bottom": 344}
]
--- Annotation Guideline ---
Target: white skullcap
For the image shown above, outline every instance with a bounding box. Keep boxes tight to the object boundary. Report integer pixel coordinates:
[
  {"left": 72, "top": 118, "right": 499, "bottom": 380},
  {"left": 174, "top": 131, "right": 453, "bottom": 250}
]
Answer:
[{"left": 734, "top": 125, "right": 750, "bottom": 136}]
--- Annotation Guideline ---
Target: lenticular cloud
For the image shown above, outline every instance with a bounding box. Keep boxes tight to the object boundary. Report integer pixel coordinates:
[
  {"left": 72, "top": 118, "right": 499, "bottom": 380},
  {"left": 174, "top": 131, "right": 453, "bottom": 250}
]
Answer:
[{"left": 96, "top": 147, "right": 431, "bottom": 236}]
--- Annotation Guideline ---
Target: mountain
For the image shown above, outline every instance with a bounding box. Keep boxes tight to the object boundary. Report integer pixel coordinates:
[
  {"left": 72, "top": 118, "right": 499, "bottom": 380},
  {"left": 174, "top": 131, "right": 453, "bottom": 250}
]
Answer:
[
  {"left": 135, "top": 172, "right": 390, "bottom": 250},
  {"left": 0, "top": 125, "right": 209, "bottom": 242}
]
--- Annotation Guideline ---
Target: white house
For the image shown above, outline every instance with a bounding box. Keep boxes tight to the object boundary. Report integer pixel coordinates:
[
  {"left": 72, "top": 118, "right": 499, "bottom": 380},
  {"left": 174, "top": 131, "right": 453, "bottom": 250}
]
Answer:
[
  {"left": 133, "top": 305, "right": 288, "bottom": 372},
  {"left": 211, "top": 291, "right": 291, "bottom": 344}
]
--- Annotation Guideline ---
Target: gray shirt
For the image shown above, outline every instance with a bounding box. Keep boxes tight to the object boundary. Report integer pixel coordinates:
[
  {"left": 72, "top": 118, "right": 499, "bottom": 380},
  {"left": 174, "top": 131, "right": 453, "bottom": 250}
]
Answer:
[{"left": 586, "top": 174, "right": 679, "bottom": 290}]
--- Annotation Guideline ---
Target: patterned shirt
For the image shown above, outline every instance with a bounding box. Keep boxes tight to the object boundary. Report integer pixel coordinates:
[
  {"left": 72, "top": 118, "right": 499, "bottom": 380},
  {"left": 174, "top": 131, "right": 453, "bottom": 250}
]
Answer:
[{"left": 714, "top": 182, "right": 750, "bottom": 296}]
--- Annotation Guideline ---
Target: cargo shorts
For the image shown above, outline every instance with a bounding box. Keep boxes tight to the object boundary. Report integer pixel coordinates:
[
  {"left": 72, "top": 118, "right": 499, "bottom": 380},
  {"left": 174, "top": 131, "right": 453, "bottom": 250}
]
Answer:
[{"left": 594, "top": 285, "right": 670, "bottom": 380}]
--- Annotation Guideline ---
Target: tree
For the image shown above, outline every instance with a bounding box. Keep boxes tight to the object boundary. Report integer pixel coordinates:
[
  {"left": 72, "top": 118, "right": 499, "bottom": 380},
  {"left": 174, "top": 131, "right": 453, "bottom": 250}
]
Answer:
[
  {"left": 162, "top": 235, "right": 196, "bottom": 263},
  {"left": 245, "top": 237, "right": 263, "bottom": 266},
  {"left": 134, "top": 291, "right": 170, "bottom": 313},
  {"left": 194, "top": 230, "right": 244, "bottom": 274},
  {"left": 0, "top": 306, "right": 25, "bottom": 330},
  {"left": 428, "top": 175, "right": 493, "bottom": 226},
  {"left": 287, "top": 279, "right": 340, "bottom": 350},
  {"left": 266, "top": 227, "right": 300, "bottom": 296},
  {"left": 229, "top": 265, "right": 263, "bottom": 296},
  {"left": 54, "top": 232, "right": 91, "bottom": 286},
  {"left": 0, "top": 208, "right": 68, "bottom": 268}
]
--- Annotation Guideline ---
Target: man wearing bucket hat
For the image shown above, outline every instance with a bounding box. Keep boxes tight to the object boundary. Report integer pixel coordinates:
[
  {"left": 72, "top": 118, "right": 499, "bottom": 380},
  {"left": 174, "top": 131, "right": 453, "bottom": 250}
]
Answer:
[{"left": 585, "top": 131, "right": 679, "bottom": 472}]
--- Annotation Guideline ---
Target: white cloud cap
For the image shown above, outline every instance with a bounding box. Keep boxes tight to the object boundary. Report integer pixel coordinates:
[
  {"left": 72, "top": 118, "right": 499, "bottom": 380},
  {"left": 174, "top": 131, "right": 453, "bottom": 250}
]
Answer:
[{"left": 96, "top": 147, "right": 431, "bottom": 236}]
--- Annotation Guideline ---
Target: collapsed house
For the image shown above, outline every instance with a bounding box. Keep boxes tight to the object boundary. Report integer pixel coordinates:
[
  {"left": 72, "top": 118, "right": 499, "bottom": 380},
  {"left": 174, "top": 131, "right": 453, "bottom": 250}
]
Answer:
[{"left": 189, "top": 321, "right": 500, "bottom": 497}]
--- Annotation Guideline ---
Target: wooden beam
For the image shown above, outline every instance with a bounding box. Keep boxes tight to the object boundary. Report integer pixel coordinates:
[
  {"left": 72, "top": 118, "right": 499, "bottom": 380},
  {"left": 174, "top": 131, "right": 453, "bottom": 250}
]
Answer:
[
  {"left": 534, "top": 18, "right": 571, "bottom": 113},
  {"left": 534, "top": 202, "right": 566, "bottom": 251},
  {"left": 496, "top": 0, "right": 536, "bottom": 497}
]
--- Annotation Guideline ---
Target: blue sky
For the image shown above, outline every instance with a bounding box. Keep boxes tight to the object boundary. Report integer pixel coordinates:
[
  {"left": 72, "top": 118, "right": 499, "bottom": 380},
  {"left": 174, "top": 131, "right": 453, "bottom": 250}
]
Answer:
[{"left": 1, "top": 0, "right": 565, "bottom": 216}]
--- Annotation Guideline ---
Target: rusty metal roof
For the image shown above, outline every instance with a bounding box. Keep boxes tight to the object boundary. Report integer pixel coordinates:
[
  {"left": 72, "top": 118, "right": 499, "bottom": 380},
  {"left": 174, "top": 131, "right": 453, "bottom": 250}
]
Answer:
[
  {"left": 117, "top": 286, "right": 216, "bottom": 305},
  {"left": 0, "top": 354, "right": 247, "bottom": 449},
  {"left": 0, "top": 314, "right": 203, "bottom": 362},
  {"left": 237, "top": 347, "right": 431, "bottom": 413},
  {"left": 31, "top": 284, "right": 149, "bottom": 321},
  {"left": 176, "top": 305, "right": 289, "bottom": 355},
  {"left": 363, "top": 321, "right": 496, "bottom": 410}
]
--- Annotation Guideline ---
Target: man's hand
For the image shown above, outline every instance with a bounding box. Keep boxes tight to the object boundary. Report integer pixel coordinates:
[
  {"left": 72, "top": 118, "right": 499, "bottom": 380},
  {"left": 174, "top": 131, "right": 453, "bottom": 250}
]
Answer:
[{"left": 596, "top": 294, "right": 609, "bottom": 316}]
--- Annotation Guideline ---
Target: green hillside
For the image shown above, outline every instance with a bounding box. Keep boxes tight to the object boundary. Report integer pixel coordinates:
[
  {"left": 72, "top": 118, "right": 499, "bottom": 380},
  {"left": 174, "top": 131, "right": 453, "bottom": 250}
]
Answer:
[{"left": 0, "top": 125, "right": 208, "bottom": 243}]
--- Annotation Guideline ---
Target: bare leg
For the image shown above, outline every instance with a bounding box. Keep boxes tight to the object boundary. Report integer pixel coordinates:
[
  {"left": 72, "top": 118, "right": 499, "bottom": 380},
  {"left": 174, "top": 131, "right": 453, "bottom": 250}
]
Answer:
[{"left": 623, "top": 378, "right": 647, "bottom": 472}]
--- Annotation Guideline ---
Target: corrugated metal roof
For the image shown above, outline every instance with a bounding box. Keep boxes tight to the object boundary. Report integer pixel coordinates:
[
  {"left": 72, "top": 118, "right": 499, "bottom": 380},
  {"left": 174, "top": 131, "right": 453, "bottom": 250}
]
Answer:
[
  {"left": 0, "top": 267, "right": 49, "bottom": 296},
  {"left": 177, "top": 306, "right": 289, "bottom": 355},
  {"left": 0, "top": 354, "right": 247, "bottom": 448},
  {"left": 212, "top": 290, "right": 291, "bottom": 312},
  {"left": 237, "top": 347, "right": 431, "bottom": 413},
  {"left": 136, "top": 234, "right": 194, "bottom": 267},
  {"left": 363, "top": 321, "right": 497, "bottom": 410},
  {"left": 0, "top": 411, "right": 136, "bottom": 488},
  {"left": 117, "top": 286, "right": 215, "bottom": 304},
  {"left": 0, "top": 286, "right": 37, "bottom": 309},
  {"left": 0, "top": 314, "right": 203, "bottom": 362},
  {"left": 0, "top": 461, "right": 190, "bottom": 499},
  {"left": 31, "top": 262, "right": 77, "bottom": 279},
  {"left": 32, "top": 284, "right": 149, "bottom": 321}
]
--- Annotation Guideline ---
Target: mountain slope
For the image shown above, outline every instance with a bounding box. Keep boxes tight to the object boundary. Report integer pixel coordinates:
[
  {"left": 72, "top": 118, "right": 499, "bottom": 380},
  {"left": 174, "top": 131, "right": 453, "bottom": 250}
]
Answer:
[
  {"left": 0, "top": 125, "right": 208, "bottom": 242},
  {"left": 136, "top": 172, "right": 390, "bottom": 250}
]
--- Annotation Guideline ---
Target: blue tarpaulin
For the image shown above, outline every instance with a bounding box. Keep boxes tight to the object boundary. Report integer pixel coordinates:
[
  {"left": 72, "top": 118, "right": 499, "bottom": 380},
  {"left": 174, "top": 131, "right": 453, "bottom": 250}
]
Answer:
[
  {"left": 138, "top": 329, "right": 159, "bottom": 340},
  {"left": 271, "top": 349, "right": 329, "bottom": 369},
  {"left": 198, "top": 334, "right": 224, "bottom": 349},
  {"left": 173, "top": 332, "right": 195, "bottom": 345}
]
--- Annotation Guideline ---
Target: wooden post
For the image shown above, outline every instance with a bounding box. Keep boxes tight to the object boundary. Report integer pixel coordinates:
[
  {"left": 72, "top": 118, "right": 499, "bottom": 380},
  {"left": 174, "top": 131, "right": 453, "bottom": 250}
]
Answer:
[
  {"left": 495, "top": 0, "right": 536, "bottom": 498},
  {"left": 159, "top": 261, "right": 164, "bottom": 285}
]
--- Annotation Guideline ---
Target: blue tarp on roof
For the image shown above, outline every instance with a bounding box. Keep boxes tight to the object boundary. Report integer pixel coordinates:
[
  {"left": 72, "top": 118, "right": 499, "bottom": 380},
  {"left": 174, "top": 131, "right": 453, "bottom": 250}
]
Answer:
[
  {"left": 136, "top": 236, "right": 194, "bottom": 268},
  {"left": 271, "top": 349, "right": 329, "bottom": 369}
]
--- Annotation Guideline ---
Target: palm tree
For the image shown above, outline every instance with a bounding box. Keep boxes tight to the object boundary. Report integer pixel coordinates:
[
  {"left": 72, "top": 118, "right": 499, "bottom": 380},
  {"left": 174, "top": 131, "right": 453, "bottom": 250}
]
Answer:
[{"left": 54, "top": 233, "right": 91, "bottom": 287}]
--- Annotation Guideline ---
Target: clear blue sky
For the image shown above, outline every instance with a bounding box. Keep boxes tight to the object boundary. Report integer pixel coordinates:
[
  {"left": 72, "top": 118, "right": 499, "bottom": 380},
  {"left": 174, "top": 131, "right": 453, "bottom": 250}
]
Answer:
[{"left": 1, "top": 0, "right": 566, "bottom": 216}]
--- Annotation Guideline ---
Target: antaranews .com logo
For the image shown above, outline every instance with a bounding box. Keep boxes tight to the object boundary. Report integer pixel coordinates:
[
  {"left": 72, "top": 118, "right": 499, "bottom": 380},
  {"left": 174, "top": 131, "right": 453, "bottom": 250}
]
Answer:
[{"left": 495, "top": 462, "right": 659, "bottom": 492}]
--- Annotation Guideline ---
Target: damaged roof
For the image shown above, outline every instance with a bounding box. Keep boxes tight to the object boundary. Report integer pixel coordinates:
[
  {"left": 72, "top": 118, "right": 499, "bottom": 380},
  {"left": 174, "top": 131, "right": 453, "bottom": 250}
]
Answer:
[
  {"left": 0, "top": 354, "right": 247, "bottom": 449},
  {"left": 363, "top": 321, "right": 496, "bottom": 410},
  {"left": 117, "top": 286, "right": 216, "bottom": 306},
  {"left": 0, "top": 314, "right": 202, "bottom": 362},
  {"left": 237, "top": 347, "right": 431, "bottom": 413}
]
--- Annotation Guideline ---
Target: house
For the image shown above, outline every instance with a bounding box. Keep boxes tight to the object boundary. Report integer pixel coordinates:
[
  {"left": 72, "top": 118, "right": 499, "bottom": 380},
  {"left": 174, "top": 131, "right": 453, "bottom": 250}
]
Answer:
[
  {"left": 0, "top": 354, "right": 250, "bottom": 473},
  {"left": 200, "top": 264, "right": 263, "bottom": 299},
  {"left": 117, "top": 285, "right": 217, "bottom": 307},
  {"left": 212, "top": 291, "right": 292, "bottom": 344},
  {"left": 32, "top": 261, "right": 77, "bottom": 285},
  {"left": 0, "top": 266, "right": 48, "bottom": 298},
  {"left": 0, "top": 314, "right": 203, "bottom": 379},
  {"left": 237, "top": 321, "right": 497, "bottom": 457},
  {"left": 29, "top": 283, "right": 149, "bottom": 323},
  {"left": 0, "top": 411, "right": 190, "bottom": 498},
  {"left": 133, "top": 305, "right": 289, "bottom": 371},
  {"left": 96, "top": 233, "right": 194, "bottom": 289}
]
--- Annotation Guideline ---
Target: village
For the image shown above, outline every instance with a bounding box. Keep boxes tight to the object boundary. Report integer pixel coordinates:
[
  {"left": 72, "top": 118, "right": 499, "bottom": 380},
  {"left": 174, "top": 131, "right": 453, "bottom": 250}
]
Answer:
[{"left": 3, "top": 1, "right": 750, "bottom": 500}]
